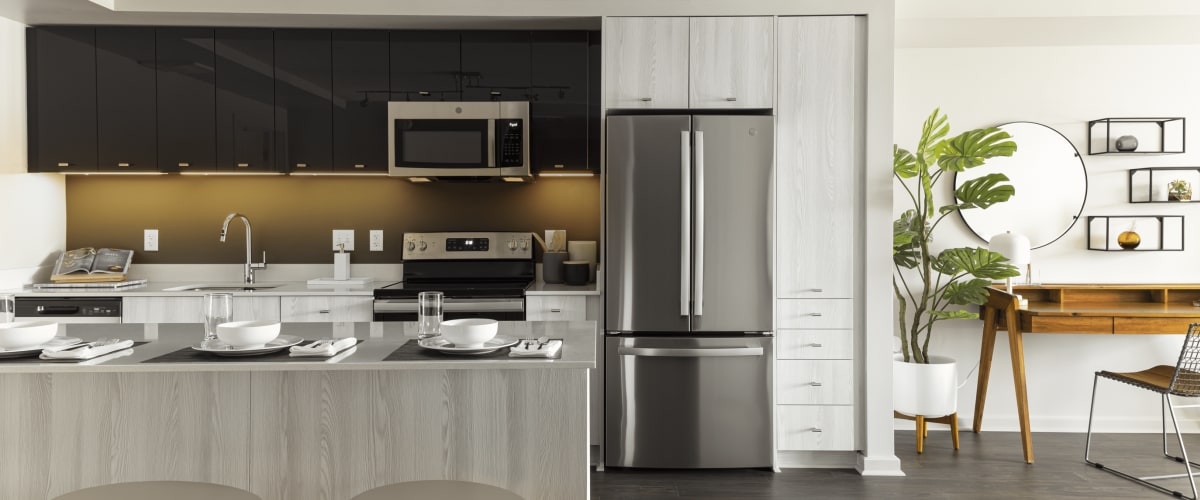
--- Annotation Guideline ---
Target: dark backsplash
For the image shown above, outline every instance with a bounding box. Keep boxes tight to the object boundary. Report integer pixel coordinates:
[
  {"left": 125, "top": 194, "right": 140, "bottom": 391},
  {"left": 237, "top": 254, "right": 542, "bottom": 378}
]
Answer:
[{"left": 66, "top": 175, "right": 600, "bottom": 264}]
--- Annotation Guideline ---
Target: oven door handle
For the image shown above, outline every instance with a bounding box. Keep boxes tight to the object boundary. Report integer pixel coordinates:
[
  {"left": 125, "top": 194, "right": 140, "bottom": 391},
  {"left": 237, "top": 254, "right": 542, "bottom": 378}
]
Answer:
[
  {"left": 373, "top": 298, "right": 525, "bottom": 313},
  {"left": 617, "top": 346, "right": 764, "bottom": 358}
]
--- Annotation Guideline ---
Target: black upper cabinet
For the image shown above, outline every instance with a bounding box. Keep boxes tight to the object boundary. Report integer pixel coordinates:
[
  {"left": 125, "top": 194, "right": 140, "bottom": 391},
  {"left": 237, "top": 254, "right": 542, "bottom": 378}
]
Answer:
[
  {"left": 461, "top": 31, "right": 530, "bottom": 101},
  {"left": 216, "top": 28, "right": 275, "bottom": 172},
  {"left": 332, "top": 30, "right": 389, "bottom": 172},
  {"left": 157, "top": 28, "right": 216, "bottom": 172},
  {"left": 275, "top": 30, "right": 332, "bottom": 172},
  {"left": 390, "top": 31, "right": 461, "bottom": 101},
  {"left": 96, "top": 28, "right": 157, "bottom": 172},
  {"left": 588, "top": 30, "right": 601, "bottom": 173},
  {"left": 530, "top": 31, "right": 588, "bottom": 172},
  {"left": 28, "top": 27, "right": 97, "bottom": 172}
]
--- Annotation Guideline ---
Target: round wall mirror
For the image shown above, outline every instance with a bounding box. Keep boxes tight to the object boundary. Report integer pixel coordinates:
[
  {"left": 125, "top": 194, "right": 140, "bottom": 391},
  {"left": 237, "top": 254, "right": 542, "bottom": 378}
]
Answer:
[{"left": 953, "top": 122, "right": 1088, "bottom": 249}]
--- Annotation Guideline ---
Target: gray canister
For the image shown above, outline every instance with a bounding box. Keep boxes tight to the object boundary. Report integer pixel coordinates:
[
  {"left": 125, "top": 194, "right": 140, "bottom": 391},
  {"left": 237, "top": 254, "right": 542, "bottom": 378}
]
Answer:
[
  {"left": 543, "top": 252, "right": 569, "bottom": 284},
  {"left": 563, "top": 260, "right": 590, "bottom": 286}
]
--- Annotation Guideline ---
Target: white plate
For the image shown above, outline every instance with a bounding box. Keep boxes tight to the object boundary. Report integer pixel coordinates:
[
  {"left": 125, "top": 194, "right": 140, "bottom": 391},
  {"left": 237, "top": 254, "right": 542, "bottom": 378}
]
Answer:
[
  {"left": 0, "top": 340, "right": 83, "bottom": 359},
  {"left": 191, "top": 335, "right": 304, "bottom": 357},
  {"left": 417, "top": 335, "right": 519, "bottom": 355}
]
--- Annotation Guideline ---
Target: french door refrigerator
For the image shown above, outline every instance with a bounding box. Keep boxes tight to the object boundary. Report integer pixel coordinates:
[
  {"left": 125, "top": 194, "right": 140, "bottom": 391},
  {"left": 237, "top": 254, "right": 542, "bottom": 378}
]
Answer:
[{"left": 605, "top": 114, "right": 774, "bottom": 469}]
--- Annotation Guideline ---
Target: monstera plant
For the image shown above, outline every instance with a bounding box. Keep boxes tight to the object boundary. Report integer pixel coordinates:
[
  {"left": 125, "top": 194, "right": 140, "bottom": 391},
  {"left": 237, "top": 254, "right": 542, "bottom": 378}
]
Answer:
[{"left": 893, "top": 109, "right": 1022, "bottom": 364}]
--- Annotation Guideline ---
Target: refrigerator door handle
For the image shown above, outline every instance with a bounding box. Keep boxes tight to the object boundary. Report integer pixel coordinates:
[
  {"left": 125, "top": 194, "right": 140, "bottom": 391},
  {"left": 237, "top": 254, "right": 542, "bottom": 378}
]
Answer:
[
  {"left": 680, "top": 130, "right": 692, "bottom": 317},
  {"left": 694, "top": 130, "right": 705, "bottom": 316},
  {"left": 617, "top": 346, "right": 765, "bottom": 357}
]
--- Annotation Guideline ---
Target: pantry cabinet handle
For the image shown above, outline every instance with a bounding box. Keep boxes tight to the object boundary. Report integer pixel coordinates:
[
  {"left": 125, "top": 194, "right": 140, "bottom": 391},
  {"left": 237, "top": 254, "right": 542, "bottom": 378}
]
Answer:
[
  {"left": 807, "top": 288, "right": 824, "bottom": 293},
  {"left": 805, "top": 343, "right": 824, "bottom": 348},
  {"left": 809, "top": 427, "right": 823, "bottom": 433},
  {"left": 809, "top": 381, "right": 823, "bottom": 387},
  {"left": 640, "top": 97, "right": 652, "bottom": 102},
  {"left": 802, "top": 312, "right": 822, "bottom": 317},
  {"left": 550, "top": 308, "right": 562, "bottom": 313},
  {"left": 318, "top": 310, "right": 330, "bottom": 314},
  {"left": 725, "top": 97, "right": 737, "bottom": 102}
]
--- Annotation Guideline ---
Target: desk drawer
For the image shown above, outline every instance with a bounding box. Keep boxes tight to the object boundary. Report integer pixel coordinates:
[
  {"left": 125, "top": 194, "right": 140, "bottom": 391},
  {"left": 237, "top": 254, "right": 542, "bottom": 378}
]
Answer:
[
  {"left": 1028, "top": 316, "right": 1112, "bottom": 334},
  {"left": 777, "top": 405, "right": 854, "bottom": 451},
  {"left": 1114, "top": 317, "right": 1199, "bottom": 335},
  {"left": 778, "top": 299, "right": 853, "bottom": 329},
  {"left": 777, "top": 330, "right": 853, "bottom": 359},
  {"left": 776, "top": 360, "right": 853, "bottom": 404}
]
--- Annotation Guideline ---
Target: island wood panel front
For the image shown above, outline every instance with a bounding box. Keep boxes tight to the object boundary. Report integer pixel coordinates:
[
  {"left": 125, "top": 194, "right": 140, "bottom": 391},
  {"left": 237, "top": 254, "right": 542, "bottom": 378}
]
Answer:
[
  {"left": 0, "top": 372, "right": 252, "bottom": 499},
  {"left": 249, "top": 369, "right": 588, "bottom": 500}
]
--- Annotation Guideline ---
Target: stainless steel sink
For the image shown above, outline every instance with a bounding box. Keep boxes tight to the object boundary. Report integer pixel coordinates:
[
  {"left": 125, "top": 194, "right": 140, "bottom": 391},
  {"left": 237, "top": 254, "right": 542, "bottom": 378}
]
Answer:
[{"left": 162, "top": 284, "right": 281, "bottom": 292}]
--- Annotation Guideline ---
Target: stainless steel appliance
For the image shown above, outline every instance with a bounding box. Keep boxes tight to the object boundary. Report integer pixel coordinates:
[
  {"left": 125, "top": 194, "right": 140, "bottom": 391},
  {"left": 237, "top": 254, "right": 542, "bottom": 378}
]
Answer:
[
  {"left": 373, "top": 232, "right": 534, "bottom": 321},
  {"left": 605, "top": 113, "right": 775, "bottom": 469},
  {"left": 387, "top": 101, "right": 530, "bottom": 179},
  {"left": 14, "top": 297, "right": 123, "bottom": 324}
]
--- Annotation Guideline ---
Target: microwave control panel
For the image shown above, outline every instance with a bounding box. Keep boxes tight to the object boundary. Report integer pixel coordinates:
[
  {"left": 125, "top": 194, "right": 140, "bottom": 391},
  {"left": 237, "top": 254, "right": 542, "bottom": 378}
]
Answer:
[{"left": 495, "top": 119, "right": 524, "bottom": 167}]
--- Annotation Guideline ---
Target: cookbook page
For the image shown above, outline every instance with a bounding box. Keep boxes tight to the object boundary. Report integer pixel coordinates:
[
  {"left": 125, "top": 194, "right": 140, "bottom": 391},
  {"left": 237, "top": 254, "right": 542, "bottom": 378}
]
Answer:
[{"left": 90, "top": 248, "right": 134, "bottom": 274}]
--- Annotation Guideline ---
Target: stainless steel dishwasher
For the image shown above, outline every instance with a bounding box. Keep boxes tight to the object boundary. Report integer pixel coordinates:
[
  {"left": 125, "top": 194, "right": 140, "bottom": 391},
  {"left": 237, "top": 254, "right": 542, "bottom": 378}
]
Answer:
[{"left": 605, "top": 335, "right": 774, "bottom": 468}]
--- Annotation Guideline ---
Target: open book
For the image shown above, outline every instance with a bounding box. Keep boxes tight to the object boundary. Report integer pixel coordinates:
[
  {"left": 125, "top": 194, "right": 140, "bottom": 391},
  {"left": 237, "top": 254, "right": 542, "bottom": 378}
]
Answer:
[{"left": 51, "top": 248, "right": 134, "bottom": 283}]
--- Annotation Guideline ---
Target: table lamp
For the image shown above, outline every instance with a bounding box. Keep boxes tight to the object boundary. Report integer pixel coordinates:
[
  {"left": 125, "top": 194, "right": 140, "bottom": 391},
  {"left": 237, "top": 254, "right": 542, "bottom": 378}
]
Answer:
[{"left": 989, "top": 231, "right": 1031, "bottom": 298}]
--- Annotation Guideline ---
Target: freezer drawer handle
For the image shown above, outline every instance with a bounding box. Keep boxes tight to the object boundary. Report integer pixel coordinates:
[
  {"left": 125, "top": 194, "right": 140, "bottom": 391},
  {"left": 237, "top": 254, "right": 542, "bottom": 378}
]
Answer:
[{"left": 617, "top": 346, "right": 764, "bottom": 358}]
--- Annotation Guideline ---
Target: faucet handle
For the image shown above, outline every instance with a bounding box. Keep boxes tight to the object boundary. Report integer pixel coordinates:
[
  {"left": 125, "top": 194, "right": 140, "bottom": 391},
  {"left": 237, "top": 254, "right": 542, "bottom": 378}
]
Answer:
[{"left": 251, "top": 251, "right": 267, "bottom": 269}]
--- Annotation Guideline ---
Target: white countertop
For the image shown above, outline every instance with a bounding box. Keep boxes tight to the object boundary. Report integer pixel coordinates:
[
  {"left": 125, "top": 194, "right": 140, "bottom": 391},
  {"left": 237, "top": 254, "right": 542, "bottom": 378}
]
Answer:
[
  {"left": 524, "top": 280, "right": 600, "bottom": 296},
  {"left": 5, "top": 279, "right": 599, "bottom": 297},
  {"left": 0, "top": 321, "right": 597, "bottom": 373}
]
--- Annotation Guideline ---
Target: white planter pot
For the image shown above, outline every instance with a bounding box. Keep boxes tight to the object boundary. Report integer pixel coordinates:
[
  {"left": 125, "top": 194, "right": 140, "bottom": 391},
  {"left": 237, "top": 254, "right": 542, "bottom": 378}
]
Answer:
[{"left": 893, "top": 354, "right": 958, "bottom": 417}]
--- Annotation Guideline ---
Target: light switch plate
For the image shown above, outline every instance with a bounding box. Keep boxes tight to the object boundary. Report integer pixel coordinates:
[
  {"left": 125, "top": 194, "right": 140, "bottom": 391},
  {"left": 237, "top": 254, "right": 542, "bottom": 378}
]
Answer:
[
  {"left": 369, "top": 230, "right": 384, "bottom": 251},
  {"left": 143, "top": 229, "right": 158, "bottom": 252},
  {"left": 332, "top": 229, "right": 355, "bottom": 251}
]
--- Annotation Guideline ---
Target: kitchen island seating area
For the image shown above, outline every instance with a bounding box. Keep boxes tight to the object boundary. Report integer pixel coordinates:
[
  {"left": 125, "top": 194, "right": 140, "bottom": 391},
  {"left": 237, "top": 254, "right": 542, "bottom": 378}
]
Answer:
[{"left": 0, "top": 321, "right": 594, "bottom": 500}]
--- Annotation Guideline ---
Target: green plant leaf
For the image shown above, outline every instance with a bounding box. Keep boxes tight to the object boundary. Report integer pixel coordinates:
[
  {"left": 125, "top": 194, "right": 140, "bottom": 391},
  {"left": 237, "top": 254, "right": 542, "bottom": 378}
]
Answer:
[
  {"left": 937, "top": 128, "right": 1017, "bottom": 172},
  {"left": 932, "top": 247, "right": 1020, "bottom": 280},
  {"left": 894, "top": 146, "right": 918, "bottom": 178},
  {"left": 893, "top": 211, "right": 922, "bottom": 268},
  {"left": 952, "top": 173, "right": 1015, "bottom": 210},
  {"left": 916, "top": 109, "right": 949, "bottom": 165},
  {"left": 930, "top": 309, "right": 979, "bottom": 320},
  {"left": 942, "top": 278, "right": 993, "bottom": 306}
]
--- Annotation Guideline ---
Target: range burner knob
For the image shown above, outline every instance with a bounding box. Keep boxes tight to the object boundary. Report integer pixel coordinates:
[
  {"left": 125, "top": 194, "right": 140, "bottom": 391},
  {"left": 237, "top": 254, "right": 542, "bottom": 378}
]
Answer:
[
  {"left": 419, "top": 242, "right": 428, "bottom": 251},
  {"left": 508, "top": 241, "right": 518, "bottom": 250},
  {"left": 519, "top": 240, "right": 528, "bottom": 250},
  {"left": 406, "top": 241, "right": 415, "bottom": 251}
]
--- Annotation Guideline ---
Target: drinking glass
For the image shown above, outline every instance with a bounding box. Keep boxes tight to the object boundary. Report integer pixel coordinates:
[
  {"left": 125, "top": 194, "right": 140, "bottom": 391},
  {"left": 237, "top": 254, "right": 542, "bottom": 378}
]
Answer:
[
  {"left": 417, "top": 291, "right": 443, "bottom": 340},
  {"left": 203, "top": 293, "right": 233, "bottom": 345},
  {"left": 0, "top": 294, "right": 14, "bottom": 324}
]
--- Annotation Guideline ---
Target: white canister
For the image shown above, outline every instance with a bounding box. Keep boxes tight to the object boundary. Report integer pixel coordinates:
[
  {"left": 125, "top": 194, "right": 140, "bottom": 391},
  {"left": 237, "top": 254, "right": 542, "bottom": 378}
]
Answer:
[{"left": 567, "top": 240, "right": 597, "bottom": 283}]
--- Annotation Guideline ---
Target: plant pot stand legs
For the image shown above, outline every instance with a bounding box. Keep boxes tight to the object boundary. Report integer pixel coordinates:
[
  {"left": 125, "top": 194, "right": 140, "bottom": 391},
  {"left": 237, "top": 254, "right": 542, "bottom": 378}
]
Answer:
[{"left": 894, "top": 411, "right": 959, "bottom": 453}]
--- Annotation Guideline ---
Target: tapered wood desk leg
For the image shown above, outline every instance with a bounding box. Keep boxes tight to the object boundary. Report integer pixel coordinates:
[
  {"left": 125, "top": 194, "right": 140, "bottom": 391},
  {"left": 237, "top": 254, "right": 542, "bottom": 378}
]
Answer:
[
  {"left": 1006, "top": 307, "right": 1034, "bottom": 464},
  {"left": 916, "top": 415, "right": 925, "bottom": 454},
  {"left": 974, "top": 305, "right": 999, "bottom": 433}
]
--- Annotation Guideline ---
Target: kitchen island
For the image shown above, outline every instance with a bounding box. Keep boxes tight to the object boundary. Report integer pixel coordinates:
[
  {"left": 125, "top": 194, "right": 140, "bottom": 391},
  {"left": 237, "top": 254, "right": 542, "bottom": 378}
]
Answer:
[{"left": 0, "top": 321, "right": 594, "bottom": 500}]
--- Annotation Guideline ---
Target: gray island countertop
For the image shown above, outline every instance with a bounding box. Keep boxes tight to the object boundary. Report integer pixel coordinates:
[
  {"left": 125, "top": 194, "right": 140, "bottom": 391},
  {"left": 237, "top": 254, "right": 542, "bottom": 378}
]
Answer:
[{"left": 0, "top": 320, "right": 597, "bottom": 373}]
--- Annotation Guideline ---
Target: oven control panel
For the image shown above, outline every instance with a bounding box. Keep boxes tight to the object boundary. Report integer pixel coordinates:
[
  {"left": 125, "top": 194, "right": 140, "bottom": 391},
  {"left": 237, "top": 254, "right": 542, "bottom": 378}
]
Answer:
[{"left": 403, "top": 232, "right": 532, "bottom": 260}]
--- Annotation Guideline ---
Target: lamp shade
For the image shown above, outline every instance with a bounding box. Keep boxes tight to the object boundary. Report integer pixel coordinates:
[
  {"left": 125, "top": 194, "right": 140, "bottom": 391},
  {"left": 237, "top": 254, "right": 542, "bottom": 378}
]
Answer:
[{"left": 989, "top": 231, "right": 1031, "bottom": 267}]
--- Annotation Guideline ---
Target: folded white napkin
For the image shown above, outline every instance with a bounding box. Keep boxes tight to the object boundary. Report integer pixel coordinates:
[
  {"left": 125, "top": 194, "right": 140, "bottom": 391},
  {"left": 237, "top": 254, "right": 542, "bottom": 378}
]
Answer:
[
  {"left": 509, "top": 339, "right": 562, "bottom": 358},
  {"left": 290, "top": 337, "right": 358, "bottom": 357},
  {"left": 2, "top": 337, "right": 83, "bottom": 353},
  {"left": 40, "top": 339, "right": 135, "bottom": 360}
]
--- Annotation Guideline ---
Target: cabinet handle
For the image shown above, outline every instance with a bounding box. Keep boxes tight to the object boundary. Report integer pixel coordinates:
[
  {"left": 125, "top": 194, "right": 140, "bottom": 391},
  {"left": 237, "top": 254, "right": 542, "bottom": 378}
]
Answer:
[
  {"left": 418, "top": 91, "right": 430, "bottom": 96},
  {"left": 804, "top": 343, "right": 824, "bottom": 348},
  {"left": 801, "top": 312, "right": 822, "bottom": 317},
  {"left": 117, "top": 162, "right": 130, "bottom": 167},
  {"left": 806, "top": 288, "right": 824, "bottom": 293},
  {"left": 296, "top": 163, "right": 307, "bottom": 168},
  {"left": 354, "top": 164, "right": 365, "bottom": 169},
  {"left": 550, "top": 308, "right": 562, "bottom": 313},
  {"left": 490, "top": 91, "right": 502, "bottom": 96},
  {"left": 639, "top": 97, "right": 652, "bottom": 102},
  {"left": 178, "top": 162, "right": 190, "bottom": 167},
  {"left": 319, "top": 310, "right": 330, "bottom": 314},
  {"left": 57, "top": 162, "right": 71, "bottom": 167},
  {"left": 809, "top": 381, "right": 823, "bottom": 387},
  {"left": 809, "top": 427, "right": 823, "bottom": 433},
  {"left": 725, "top": 97, "right": 738, "bottom": 102},
  {"left": 237, "top": 163, "right": 250, "bottom": 168}
]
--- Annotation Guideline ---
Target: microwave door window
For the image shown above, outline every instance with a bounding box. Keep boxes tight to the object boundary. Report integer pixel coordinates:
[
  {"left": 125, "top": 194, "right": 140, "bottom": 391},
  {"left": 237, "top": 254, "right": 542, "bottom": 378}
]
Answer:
[{"left": 395, "top": 119, "right": 489, "bottom": 168}]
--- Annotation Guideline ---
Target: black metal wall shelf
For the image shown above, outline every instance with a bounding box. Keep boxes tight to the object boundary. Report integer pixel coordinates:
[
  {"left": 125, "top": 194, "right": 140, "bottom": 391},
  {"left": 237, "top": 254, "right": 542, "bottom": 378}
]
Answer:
[
  {"left": 1087, "top": 215, "right": 1184, "bottom": 251},
  {"left": 1129, "top": 167, "right": 1200, "bottom": 203},
  {"left": 1088, "top": 117, "right": 1185, "bottom": 155}
]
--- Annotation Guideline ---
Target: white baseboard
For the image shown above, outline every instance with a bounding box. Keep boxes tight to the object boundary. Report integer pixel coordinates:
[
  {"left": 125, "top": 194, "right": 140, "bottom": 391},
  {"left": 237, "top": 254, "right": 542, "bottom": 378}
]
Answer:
[
  {"left": 856, "top": 452, "right": 905, "bottom": 476},
  {"left": 776, "top": 450, "right": 858, "bottom": 469},
  {"left": 893, "top": 414, "right": 1200, "bottom": 434}
]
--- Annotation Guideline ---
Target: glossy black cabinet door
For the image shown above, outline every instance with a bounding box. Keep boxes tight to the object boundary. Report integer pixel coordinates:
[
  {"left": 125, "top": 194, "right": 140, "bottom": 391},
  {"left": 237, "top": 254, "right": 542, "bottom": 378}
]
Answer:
[
  {"left": 530, "top": 31, "right": 587, "bottom": 172},
  {"left": 390, "top": 31, "right": 461, "bottom": 101},
  {"left": 28, "top": 27, "right": 97, "bottom": 172},
  {"left": 461, "top": 31, "right": 530, "bottom": 101},
  {"left": 588, "top": 30, "right": 601, "bottom": 173},
  {"left": 216, "top": 28, "right": 275, "bottom": 172},
  {"left": 157, "top": 28, "right": 215, "bottom": 172},
  {"left": 333, "top": 30, "right": 389, "bottom": 172},
  {"left": 96, "top": 27, "right": 157, "bottom": 172},
  {"left": 275, "top": 30, "right": 332, "bottom": 172}
]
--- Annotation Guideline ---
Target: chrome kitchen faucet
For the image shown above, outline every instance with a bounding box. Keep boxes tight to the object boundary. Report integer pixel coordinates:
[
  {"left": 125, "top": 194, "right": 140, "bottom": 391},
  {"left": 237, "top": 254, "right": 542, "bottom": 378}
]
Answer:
[{"left": 219, "top": 212, "right": 267, "bottom": 284}]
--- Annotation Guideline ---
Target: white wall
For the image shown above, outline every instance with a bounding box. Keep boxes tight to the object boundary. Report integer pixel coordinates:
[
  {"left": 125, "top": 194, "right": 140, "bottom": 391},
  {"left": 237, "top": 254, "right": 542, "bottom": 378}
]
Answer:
[
  {"left": 0, "top": 16, "right": 66, "bottom": 289},
  {"left": 896, "top": 14, "right": 1200, "bottom": 432}
]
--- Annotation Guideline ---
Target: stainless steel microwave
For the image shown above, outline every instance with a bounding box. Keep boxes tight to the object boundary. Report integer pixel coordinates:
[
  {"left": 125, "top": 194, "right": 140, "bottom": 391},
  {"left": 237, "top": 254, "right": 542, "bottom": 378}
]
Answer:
[{"left": 387, "top": 101, "right": 530, "bottom": 179}]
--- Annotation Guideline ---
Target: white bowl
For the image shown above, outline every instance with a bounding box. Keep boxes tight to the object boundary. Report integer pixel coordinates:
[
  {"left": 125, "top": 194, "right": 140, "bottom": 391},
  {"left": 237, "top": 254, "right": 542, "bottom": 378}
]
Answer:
[
  {"left": 440, "top": 318, "right": 499, "bottom": 348},
  {"left": 216, "top": 320, "right": 281, "bottom": 349},
  {"left": 0, "top": 321, "right": 59, "bottom": 350}
]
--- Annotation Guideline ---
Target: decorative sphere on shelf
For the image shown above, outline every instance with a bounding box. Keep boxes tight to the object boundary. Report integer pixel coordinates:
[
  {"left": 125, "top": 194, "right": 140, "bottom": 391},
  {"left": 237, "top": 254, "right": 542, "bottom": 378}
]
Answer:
[
  {"left": 1114, "top": 135, "right": 1139, "bottom": 152},
  {"left": 1117, "top": 230, "right": 1141, "bottom": 250}
]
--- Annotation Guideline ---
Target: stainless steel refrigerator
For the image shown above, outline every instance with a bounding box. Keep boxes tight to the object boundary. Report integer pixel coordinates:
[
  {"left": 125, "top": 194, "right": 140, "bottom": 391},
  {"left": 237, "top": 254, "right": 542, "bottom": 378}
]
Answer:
[{"left": 605, "top": 114, "right": 774, "bottom": 469}]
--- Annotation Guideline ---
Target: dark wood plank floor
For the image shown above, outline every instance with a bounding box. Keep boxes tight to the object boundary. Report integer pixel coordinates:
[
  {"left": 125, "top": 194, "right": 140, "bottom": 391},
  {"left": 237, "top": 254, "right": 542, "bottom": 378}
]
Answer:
[{"left": 592, "top": 431, "right": 1197, "bottom": 499}]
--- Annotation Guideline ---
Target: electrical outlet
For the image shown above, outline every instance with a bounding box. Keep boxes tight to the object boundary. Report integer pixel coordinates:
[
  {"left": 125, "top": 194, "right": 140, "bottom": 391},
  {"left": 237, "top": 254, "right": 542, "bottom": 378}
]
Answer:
[
  {"left": 332, "top": 229, "right": 355, "bottom": 251},
  {"left": 143, "top": 229, "right": 159, "bottom": 252},
  {"left": 369, "top": 230, "right": 384, "bottom": 251}
]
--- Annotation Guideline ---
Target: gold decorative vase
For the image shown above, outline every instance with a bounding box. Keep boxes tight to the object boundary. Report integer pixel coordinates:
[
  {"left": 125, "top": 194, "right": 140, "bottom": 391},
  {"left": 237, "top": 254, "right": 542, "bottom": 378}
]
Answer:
[{"left": 1117, "top": 230, "right": 1141, "bottom": 250}]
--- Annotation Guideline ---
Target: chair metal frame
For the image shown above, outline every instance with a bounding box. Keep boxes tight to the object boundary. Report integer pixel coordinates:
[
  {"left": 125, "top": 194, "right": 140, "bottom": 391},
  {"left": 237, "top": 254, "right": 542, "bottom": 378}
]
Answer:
[{"left": 1085, "top": 322, "right": 1200, "bottom": 500}]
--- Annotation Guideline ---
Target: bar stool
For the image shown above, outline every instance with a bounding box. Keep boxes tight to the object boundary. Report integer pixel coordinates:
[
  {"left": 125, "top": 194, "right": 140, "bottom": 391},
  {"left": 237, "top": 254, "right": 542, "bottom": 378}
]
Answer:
[
  {"left": 351, "top": 480, "right": 524, "bottom": 500},
  {"left": 1086, "top": 322, "right": 1200, "bottom": 500},
  {"left": 52, "top": 481, "right": 260, "bottom": 500}
]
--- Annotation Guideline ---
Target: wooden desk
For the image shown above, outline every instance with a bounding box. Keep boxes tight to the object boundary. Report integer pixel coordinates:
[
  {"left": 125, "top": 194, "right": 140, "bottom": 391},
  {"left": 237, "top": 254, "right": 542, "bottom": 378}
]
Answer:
[{"left": 976, "top": 285, "right": 1200, "bottom": 464}]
